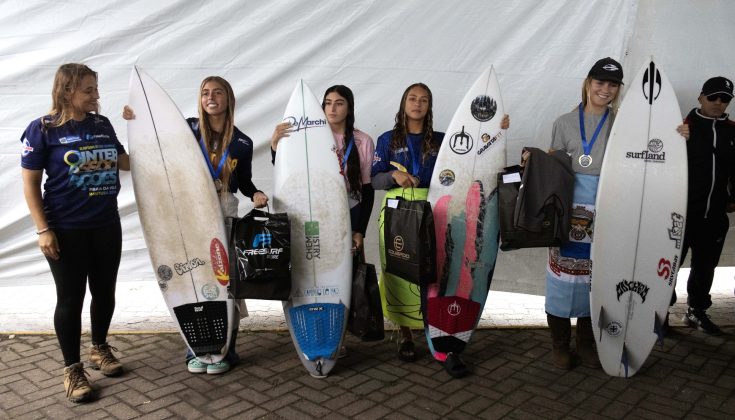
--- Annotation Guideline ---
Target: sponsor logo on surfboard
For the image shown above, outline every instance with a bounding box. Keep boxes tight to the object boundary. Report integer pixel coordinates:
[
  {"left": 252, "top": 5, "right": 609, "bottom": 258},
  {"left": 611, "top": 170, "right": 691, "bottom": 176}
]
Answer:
[
  {"left": 448, "top": 301, "right": 461, "bottom": 316},
  {"left": 293, "top": 287, "right": 341, "bottom": 297},
  {"left": 201, "top": 283, "right": 219, "bottom": 300},
  {"left": 477, "top": 131, "right": 502, "bottom": 156},
  {"left": 174, "top": 257, "right": 206, "bottom": 276},
  {"left": 438, "top": 169, "right": 455, "bottom": 186},
  {"left": 668, "top": 212, "right": 684, "bottom": 249},
  {"left": 657, "top": 255, "right": 678, "bottom": 286},
  {"left": 210, "top": 239, "right": 229, "bottom": 286},
  {"left": 470, "top": 95, "right": 497, "bottom": 122},
  {"left": 615, "top": 279, "right": 650, "bottom": 303},
  {"left": 283, "top": 116, "right": 327, "bottom": 132},
  {"left": 305, "top": 221, "right": 320, "bottom": 260},
  {"left": 449, "top": 126, "right": 473, "bottom": 155},
  {"left": 606, "top": 321, "right": 623, "bottom": 337},
  {"left": 156, "top": 265, "right": 173, "bottom": 291},
  {"left": 642, "top": 64, "right": 662, "bottom": 105},
  {"left": 625, "top": 139, "right": 666, "bottom": 162}
]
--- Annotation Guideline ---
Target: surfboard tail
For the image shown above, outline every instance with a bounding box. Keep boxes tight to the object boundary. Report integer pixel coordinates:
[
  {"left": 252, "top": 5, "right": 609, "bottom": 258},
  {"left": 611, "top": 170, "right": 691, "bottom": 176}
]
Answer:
[{"left": 289, "top": 303, "right": 345, "bottom": 361}]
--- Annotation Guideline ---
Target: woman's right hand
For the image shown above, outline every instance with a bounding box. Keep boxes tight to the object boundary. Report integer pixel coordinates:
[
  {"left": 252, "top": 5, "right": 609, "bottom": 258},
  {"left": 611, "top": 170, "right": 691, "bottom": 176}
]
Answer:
[
  {"left": 122, "top": 105, "right": 135, "bottom": 120},
  {"left": 392, "top": 170, "right": 418, "bottom": 188},
  {"left": 39, "top": 230, "right": 60, "bottom": 260},
  {"left": 270, "top": 122, "right": 293, "bottom": 151}
]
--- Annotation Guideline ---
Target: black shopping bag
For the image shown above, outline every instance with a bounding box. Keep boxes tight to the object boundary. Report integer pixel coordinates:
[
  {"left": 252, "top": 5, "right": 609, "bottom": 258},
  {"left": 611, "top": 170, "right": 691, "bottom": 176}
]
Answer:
[
  {"left": 383, "top": 196, "right": 436, "bottom": 285},
  {"left": 228, "top": 209, "right": 291, "bottom": 300},
  {"left": 347, "top": 254, "right": 385, "bottom": 341}
]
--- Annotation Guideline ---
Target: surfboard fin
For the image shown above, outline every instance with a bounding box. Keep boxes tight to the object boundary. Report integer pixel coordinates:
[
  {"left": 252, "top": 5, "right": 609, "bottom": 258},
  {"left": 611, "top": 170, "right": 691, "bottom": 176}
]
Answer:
[
  {"left": 653, "top": 312, "right": 665, "bottom": 348},
  {"left": 620, "top": 343, "right": 630, "bottom": 378},
  {"left": 596, "top": 306, "right": 607, "bottom": 342}
]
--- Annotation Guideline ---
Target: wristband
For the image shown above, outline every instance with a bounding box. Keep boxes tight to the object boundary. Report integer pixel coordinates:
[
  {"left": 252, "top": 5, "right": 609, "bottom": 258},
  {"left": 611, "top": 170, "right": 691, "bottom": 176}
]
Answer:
[{"left": 36, "top": 228, "right": 50, "bottom": 235}]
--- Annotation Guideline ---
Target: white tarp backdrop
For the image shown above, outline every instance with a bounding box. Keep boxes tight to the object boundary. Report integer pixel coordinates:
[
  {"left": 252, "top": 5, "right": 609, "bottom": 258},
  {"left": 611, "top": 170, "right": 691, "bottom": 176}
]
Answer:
[{"left": 1, "top": 0, "right": 734, "bottom": 290}]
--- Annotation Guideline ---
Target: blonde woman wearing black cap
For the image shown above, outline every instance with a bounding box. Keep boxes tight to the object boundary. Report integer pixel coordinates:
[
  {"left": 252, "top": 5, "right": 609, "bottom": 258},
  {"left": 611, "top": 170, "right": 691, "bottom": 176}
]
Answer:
[
  {"left": 673, "top": 76, "right": 735, "bottom": 336},
  {"left": 542, "top": 57, "right": 623, "bottom": 370}
]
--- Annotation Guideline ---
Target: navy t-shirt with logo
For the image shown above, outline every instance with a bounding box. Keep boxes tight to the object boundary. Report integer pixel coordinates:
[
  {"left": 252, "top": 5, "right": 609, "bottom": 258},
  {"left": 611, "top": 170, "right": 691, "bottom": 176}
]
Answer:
[
  {"left": 20, "top": 113, "right": 126, "bottom": 229},
  {"left": 371, "top": 131, "right": 444, "bottom": 188}
]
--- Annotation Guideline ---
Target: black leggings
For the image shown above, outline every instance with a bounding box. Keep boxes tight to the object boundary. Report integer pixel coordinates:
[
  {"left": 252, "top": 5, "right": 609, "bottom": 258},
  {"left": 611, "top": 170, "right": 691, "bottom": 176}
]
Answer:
[{"left": 47, "top": 222, "right": 122, "bottom": 366}]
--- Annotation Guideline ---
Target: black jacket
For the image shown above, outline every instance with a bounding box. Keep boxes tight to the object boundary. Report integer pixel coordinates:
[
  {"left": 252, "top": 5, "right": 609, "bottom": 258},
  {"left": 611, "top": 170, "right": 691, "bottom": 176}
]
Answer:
[{"left": 684, "top": 109, "right": 735, "bottom": 219}]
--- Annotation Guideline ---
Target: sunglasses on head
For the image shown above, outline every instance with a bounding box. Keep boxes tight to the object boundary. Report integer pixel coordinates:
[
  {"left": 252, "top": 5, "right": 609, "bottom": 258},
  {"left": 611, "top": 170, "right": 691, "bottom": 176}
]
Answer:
[{"left": 706, "top": 93, "right": 732, "bottom": 103}]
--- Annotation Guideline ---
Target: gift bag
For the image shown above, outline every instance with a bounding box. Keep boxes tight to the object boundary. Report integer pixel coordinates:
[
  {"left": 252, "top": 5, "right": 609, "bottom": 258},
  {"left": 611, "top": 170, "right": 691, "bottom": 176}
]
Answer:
[
  {"left": 347, "top": 254, "right": 385, "bottom": 341},
  {"left": 228, "top": 209, "right": 291, "bottom": 300},
  {"left": 383, "top": 195, "right": 436, "bottom": 285}
]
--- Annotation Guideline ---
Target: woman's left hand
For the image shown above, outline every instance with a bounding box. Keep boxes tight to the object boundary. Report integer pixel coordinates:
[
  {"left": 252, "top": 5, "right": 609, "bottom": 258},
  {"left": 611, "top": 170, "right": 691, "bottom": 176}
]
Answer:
[
  {"left": 501, "top": 114, "right": 510, "bottom": 130},
  {"left": 677, "top": 123, "right": 689, "bottom": 140},
  {"left": 253, "top": 192, "right": 269, "bottom": 208}
]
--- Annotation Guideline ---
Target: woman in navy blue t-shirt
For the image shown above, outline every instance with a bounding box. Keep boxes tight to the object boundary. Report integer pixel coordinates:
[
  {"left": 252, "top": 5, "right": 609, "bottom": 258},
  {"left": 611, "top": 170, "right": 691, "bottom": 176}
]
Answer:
[{"left": 21, "top": 63, "right": 130, "bottom": 403}]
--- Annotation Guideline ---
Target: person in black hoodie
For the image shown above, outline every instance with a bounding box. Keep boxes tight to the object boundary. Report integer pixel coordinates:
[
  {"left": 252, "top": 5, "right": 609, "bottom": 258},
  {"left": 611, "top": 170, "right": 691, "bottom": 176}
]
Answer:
[{"left": 677, "top": 76, "right": 735, "bottom": 335}]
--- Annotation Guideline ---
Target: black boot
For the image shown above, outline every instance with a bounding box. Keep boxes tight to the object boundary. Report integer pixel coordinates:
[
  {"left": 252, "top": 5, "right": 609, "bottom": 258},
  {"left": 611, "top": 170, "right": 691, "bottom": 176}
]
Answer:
[
  {"left": 576, "top": 317, "right": 601, "bottom": 368},
  {"left": 547, "top": 313, "right": 572, "bottom": 369}
]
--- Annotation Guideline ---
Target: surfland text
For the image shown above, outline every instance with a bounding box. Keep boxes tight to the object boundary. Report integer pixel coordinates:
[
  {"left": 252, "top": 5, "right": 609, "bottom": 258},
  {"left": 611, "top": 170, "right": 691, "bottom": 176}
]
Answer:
[{"left": 625, "top": 150, "right": 665, "bottom": 162}]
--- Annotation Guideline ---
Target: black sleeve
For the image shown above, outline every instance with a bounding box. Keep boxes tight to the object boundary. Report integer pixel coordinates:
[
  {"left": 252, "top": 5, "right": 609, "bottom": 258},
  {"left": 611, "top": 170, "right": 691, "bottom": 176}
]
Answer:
[{"left": 356, "top": 183, "right": 374, "bottom": 236}]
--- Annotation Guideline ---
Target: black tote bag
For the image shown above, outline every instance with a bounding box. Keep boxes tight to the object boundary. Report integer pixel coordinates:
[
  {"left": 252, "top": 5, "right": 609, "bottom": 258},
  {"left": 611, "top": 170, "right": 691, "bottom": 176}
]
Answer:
[
  {"left": 347, "top": 254, "right": 385, "bottom": 341},
  {"left": 383, "top": 195, "right": 436, "bottom": 285},
  {"left": 228, "top": 209, "right": 291, "bottom": 300}
]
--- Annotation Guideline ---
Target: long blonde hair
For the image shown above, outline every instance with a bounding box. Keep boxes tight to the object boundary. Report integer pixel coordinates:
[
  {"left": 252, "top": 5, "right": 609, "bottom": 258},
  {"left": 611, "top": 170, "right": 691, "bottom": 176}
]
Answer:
[
  {"left": 197, "top": 76, "right": 236, "bottom": 193},
  {"left": 44, "top": 63, "right": 98, "bottom": 129}
]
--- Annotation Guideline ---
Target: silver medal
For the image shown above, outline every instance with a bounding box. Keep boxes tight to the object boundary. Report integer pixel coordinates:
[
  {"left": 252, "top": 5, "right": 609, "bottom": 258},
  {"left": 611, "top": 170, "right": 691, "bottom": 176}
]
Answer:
[
  {"left": 214, "top": 178, "right": 223, "bottom": 192},
  {"left": 578, "top": 154, "right": 593, "bottom": 168}
]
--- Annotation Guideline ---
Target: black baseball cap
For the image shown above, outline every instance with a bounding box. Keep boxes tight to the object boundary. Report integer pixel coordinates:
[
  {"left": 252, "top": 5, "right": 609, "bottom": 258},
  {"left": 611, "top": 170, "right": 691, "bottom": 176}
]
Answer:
[
  {"left": 587, "top": 57, "right": 624, "bottom": 85},
  {"left": 701, "top": 76, "right": 733, "bottom": 98}
]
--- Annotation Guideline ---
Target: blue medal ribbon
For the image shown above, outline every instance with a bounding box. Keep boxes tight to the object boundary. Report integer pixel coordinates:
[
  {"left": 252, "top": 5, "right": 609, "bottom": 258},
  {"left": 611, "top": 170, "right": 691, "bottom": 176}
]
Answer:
[
  {"left": 341, "top": 136, "right": 354, "bottom": 174},
  {"left": 198, "top": 137, "right": 230, "bottom": 184},
  {"left": 578, "top": 103, "right": 609, "bottom": 164}
]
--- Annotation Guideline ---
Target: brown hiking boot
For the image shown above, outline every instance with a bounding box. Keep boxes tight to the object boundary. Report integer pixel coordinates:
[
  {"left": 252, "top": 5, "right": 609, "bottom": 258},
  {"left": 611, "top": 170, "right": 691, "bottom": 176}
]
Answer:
[
  {"left": 89, "top": 343, "right": 123, "bottom": 376},
  {"left": 547, "top": 313, "right": 572, "bottom": 370},
  {"left": 63, "top": 362, "right": 93, "bottom": 403},
  {"left": 576, "top": 317, "right": 601, "bottom": 368}
]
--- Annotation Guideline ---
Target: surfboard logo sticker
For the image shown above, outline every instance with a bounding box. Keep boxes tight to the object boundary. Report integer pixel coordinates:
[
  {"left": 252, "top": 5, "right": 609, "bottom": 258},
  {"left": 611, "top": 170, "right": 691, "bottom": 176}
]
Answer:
[
  {"left": 210, "top": 239, "right": 229, "bottom": 286},
  {"left": 439, "top": 169, "right": 455, "bottom": 186},
  {"left": 476, "top": 131, "right": 502, "bottom": 156},
  {"left": 615, "top": 279, "right": 650, "bottom": 303},
  {"left": 624, "top": 139, "right": 666, "bottom": 163},
  {"left": 449, "top": 126, "right": 473, "bottom": 155},
  {"left": 305, "top": 221, "right": 321, "bottom": 260},
  {"left": 648, "top": 139, "right": 664, "bottom": 153},
  {"left": 283, "top": 116, "right": 327, "bottom": 132},
  {"left": 605, "top": 321, "right": 623, "bottom": 337},
  {"left": 642, "top": 63, "right": 662, "bottom": 105},
  {"left": 668, "top": 212, "right": 684, "bottom": 249},
  {"left": 657, "top": 258, "right": 671, "bottom": 280},
  {"left": 201, "top": 283, "right": 220, "bottom": 300},
  {"left": 447, "top": 300, "right": 461, "bottom": 317},
  {"left": 175, "top": 257, "right": 206, "bottom": 276},
  {"left": 470, "top": 95, "right": 497, "bottom": 122}
]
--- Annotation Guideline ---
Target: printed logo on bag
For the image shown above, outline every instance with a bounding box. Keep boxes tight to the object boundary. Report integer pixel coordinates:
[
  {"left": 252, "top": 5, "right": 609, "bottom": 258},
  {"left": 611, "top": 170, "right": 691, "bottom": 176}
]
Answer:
[
  {"left": 625, "top": 138, "right": 666, "bottom": 162},
  {"left": 615, "top": 279, "right": 650, "bottom": 303},
  {"left": 201, "top": 283, "right": 219, "bottom": 300},
  {"left": 668, "top": 212, "right": 684, "bottom": 249},
  {"left": 477, "top": 131, "right": 502, "bottom": 156},
  {"left": 657, "top": 255, "right": 678, "bottom": 286},
  {"left": 470, "top": 95, "right": 497, "bottom": 122},
  {"left": 388, "top": 235, "right": 411, "bottom": 261},
  {"left": 283, "top": 116, "right": 327, "bottom": 132},
  {"left": 448, "top": 301, "right": 461, "bottom": 317},
  {"left": 439, "top": 169, "right": 455, "bottom": 186},
  {"left": 252, "top": 233, "right": 272, "bottom": 248},
  {"left": 606, "top": 321, "right": 623, "bottom": 337},
  {"left": 210, "top": 239, "right": 229, "bottom": 286},
  {"left": 449, "top": 126, "right": 473, "bottom": 155},
  {"left": 305, "top": 221, "right": 321, "bottom": 260},
  {"left": 174, "top": 257, "right": 206, "bottom": 276}
]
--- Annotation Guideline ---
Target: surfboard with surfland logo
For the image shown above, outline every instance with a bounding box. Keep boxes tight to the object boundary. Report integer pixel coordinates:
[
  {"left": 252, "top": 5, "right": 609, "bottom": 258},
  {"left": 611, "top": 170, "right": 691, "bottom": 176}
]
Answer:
[
  {"left": 273, "top": 80, "right": 352, "bottom": 378},
  {"left": 424, "top": 67, "right": 507, "bottom": 364},
  {"left": 127, "top": 67, "right": 233, "bottom": 363},
  {"left": 591, "top": 59, "right": 687, "bottom": 377}
]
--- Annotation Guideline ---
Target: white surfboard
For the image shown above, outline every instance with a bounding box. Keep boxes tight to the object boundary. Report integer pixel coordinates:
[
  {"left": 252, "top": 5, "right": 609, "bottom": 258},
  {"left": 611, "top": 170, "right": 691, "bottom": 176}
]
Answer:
[
  {"left": 591, "top": 59, "right": 687, "bottom": 377},
  {"left": 273, "top": 80, "right": 352, "bottom": 378},
  {"left": 424, "top": 66, "right": 506, "bottom": 362},
  {"left": 127, "top": 67, "right": 233, "bottom": 363}
]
